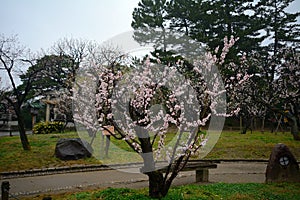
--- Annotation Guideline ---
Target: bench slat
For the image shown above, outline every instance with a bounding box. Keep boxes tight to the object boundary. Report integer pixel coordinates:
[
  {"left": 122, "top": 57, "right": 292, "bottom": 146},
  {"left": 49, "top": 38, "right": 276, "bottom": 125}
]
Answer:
[
  {"left": 158, "top": 161, "right": 217, "bottom": 172},
  {"left": 0, "top": 125, "right": 19, "bottom": 136},
  {"left": 157, "top": 161, "right": 217, "bottom": 182}
]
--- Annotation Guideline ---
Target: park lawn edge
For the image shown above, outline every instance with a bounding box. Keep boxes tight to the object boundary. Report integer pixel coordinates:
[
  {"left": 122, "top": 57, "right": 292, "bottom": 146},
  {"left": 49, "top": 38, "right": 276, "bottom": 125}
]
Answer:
[
  {"left": 20, "top": 182, "right": 300, "bottom": 200},
  {"left": 0, "top": 130, "right": 300, "bottom": 172}
]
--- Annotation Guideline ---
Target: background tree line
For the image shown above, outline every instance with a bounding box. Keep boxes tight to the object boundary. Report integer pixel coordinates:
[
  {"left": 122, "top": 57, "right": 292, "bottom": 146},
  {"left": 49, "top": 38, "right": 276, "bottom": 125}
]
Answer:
[
  {"left": 0, "top": 0, "right": 299, "bottom": 149},
  {"left": 0, "top": 1, "right": 299, "bottom": 198},
  {"left": 0, "top": 35, "right": 118, "bottom": 150},
  {"left": 131, "top": 0, "right": 300, "bottom": 139}
]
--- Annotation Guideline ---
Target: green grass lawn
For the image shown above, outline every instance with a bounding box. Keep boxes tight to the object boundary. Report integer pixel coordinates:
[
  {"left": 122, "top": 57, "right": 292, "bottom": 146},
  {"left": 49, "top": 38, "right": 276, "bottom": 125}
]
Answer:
[
  {"left": 22, "top": 182, "right": 300, "bottom": 200},
  {"left": 205, "top": 131, "right": 300, "bottom": 160},
  {"left": 0, "top": 130, "right": 299, "bottom": 172},
  {"left": 0, "top": 132, "right": 101, "bottom": 172},
  {"left": 2, "top": 131, "right": 300, "bottom": 200}
]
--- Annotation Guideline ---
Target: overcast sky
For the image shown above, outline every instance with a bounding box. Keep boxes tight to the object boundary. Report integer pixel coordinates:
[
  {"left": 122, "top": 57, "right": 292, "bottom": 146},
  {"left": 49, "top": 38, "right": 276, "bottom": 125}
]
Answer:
[
  {"left": 1, "top": 0, "right": 140, "bottom": 52},
  {"left": 0, "top": 0, "right": 299, "bottom": 89},
  {"left": 0, "top": 0, "right": 299, "bottom": 52}
]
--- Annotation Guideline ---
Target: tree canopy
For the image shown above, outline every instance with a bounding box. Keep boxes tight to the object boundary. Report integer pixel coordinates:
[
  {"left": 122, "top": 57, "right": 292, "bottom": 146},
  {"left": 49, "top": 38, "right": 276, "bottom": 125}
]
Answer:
[
  {"left": 19, "top": 54, "right": 76, "bottom": 99},
  {"left": 132, "top": 0, "right": 300, "bottom": 137}
]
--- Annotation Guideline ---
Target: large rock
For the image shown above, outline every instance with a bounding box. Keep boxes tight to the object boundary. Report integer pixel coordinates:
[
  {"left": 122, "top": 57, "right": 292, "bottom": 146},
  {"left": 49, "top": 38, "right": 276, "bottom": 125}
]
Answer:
[
  {"left": 55, "top": 138, "right": 93, "bottom": 160},
  {"left": 265, "top": 143, "right": 300, "bottom": 183}
]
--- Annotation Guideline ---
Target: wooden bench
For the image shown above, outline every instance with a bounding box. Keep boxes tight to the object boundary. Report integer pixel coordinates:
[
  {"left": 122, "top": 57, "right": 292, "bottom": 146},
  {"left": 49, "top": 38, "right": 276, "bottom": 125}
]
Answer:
[
  {"left": 0, "top": 125, "right": 19, "bottom": 136},
  {"left": 159, "top": 160, "right": 217, "bottom": 182}
]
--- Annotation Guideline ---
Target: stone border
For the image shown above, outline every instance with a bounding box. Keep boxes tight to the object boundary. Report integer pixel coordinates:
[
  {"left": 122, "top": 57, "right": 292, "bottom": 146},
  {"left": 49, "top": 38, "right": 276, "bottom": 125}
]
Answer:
[
  {"left": 1, "top": 159, "right": 299, "bottom": 179},
  {"left": 1, "top": 163, "right": 140, "bottom": 179},
  {"left": 1, "top": 164, "right": 108, "bottom": 179}
]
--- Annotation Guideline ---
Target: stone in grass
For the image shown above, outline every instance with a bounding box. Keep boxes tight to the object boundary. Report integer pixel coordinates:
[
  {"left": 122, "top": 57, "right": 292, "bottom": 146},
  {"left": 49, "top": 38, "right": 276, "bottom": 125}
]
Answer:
[
  {"left": 42, "top": 197, "right": 52, "bottom": 200},
  {"left": 55, "top": 138, "right": 93, "bottom": 160},
  {"left": 266, "top": 143, "right": 300, "bottom": 183}
]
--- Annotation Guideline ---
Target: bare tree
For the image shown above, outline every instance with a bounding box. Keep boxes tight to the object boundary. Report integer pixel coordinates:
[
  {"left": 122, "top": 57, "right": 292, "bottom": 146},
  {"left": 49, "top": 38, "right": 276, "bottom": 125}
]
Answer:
[
  {"left": 0, "top": 34, "right": 38, "bottom": 150},
  {"left": 87, "top": 42, "right": 124, "bottom": 67},
  {"left": 49, "top": 38, "right": 92, "bottom": 125},
  {"left": 50, "top": 38, "right": 124, "bottom": 126},
  {"left": 52, "top": 37, "right": 124, "bottom": 69},
  {"left": 52, "top": 37, "right": 90, "bottom": 70}
]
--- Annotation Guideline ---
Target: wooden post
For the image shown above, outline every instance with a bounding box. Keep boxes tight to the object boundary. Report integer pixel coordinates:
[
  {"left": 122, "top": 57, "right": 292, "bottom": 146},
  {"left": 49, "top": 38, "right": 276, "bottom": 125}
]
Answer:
[
  {"left": 32, "top": 114, "right": 36, "bottom": 129},
  {"left": 239, "top": 116, "right": 243, "bottom": 132},
  {"left": 196, "top": 169, "right": 209, "bottom": 182},
  {"left": 102, "top": 126, "right": 114, "bottom": 158},
  {"left": 46, "top": 95, "right": 50, "bottom": 122},
  {"left": 1, "top": 181, "right": 10, "bottom": 200},
  {"left": 8, "top": 114, "right": 12, "bottom": 137},
  {"left": 275, "top": 115, "right": 283, "bottom": 133},
  {"left": 261, "top": 116, "right": 265, "bottom": 133}
]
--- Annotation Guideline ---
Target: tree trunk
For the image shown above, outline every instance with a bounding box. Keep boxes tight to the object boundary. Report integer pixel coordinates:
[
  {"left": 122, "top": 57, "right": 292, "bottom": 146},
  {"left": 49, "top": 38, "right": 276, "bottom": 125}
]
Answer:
[
  {"left": 135, "top": 126, "right": 171, "bottom": 198},
  {"left": 253, "top": 117, "right": 257, "bottom": 130},
  {"left": 290, "top": 117, "right": 300, "bottom": 141},
  {"left": 261, "top": 116, "right": 265, "bottom": 133},
  {"left": 241, "top": 116, "right": 252, "bottom": 134},
  {"left": 147, "top": 171, "right": 165, "bottom": 198},
  {"left": 16, "top": 109, "right": 31, "bottom": 150},
  {"left": 240, "top": 116, "right": 243, "bottom": 132}
]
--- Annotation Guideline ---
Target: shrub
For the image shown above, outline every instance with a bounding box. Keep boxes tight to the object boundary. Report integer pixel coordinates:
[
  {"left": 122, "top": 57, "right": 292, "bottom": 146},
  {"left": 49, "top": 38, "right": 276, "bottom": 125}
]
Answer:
[{"left": 33, "top": 121, "right": 64, "bottom": 134}]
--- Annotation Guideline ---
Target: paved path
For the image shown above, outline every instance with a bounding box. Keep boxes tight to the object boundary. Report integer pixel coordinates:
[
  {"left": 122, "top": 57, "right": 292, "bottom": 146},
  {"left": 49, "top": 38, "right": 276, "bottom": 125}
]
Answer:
[
  {"left": 1, "top": 162, "right": 267, "bottom": 198},
  {"left": 0, "top": 131, "right": 32, "bottom": 137}
]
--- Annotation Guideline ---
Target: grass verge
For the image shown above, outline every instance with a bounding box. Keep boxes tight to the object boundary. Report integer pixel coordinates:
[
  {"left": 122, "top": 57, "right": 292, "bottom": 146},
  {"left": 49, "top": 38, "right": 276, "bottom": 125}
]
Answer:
[
  {"left": 0, "top": 132, "right": 101, "bottom": 172},
  {"left": 0, "top": 130, "right": 299, "bottom": 172},
  {"left": 205, "top": 131, "right": 300, "bottom": 160},
  {"left": 22, "top": 182, "right": 300, "bottom": 200}
]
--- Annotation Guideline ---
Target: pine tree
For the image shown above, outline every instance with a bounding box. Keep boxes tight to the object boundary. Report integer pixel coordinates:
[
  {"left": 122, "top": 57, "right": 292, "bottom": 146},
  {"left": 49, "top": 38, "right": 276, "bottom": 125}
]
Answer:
[
  {"left": 131, "top": 0, "right": 169, "bottom": 51},
  {"left": 255, "top": 0, "right": 300, "bottom": 55},
  {"left": 245, "top": 0, "right": 300, "bottom": 136},
  {"left": 251, "top": 0, "right": 299, "bottom": 83},
  {"left": 168, "top": 0, "right": 266, "bottom": 56}
]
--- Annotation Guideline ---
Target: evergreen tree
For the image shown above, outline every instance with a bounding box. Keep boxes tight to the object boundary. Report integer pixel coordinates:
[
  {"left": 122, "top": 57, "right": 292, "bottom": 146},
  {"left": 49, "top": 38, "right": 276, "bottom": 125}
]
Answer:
[
  {"left": 19, "top": 55, "right": 76, "bottom": 99},
  {"left": 254, "top": 0, "right": 300, "bottom": 55},
  {"left": 244, "top": 0, "right": 300, "bottom": 135},
  {"left": 170, "top": 0, "right": 265, "bottom": 55},
  {"left": 131, "top": 0, "right": 169, "bottom": 51},
  {"left": 132, "top": 0, "right": 267, "bottom": 66},
  {"left": 166, "top": 0, "right": 200, "bottom": 36},
  {"left": 250, "top": 0, "right": 299, "bottom": 94}
]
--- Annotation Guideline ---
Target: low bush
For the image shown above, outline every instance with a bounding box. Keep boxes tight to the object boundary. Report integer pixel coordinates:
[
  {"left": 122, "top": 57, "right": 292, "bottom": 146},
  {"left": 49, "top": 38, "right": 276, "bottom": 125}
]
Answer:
[{"left": 33, "top": 121, "right": 64, "bottom": 134}]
